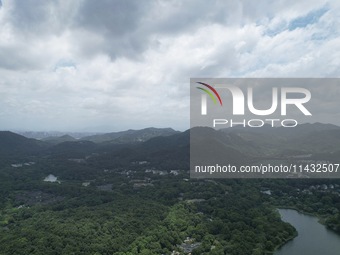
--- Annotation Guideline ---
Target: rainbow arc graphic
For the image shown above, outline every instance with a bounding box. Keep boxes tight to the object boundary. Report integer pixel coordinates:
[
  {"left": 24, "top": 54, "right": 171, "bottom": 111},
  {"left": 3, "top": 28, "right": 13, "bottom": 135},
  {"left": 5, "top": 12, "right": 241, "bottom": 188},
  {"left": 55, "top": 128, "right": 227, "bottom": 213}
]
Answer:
[{"left": 196, "top": 82, "right": 223, "bottom": 106}]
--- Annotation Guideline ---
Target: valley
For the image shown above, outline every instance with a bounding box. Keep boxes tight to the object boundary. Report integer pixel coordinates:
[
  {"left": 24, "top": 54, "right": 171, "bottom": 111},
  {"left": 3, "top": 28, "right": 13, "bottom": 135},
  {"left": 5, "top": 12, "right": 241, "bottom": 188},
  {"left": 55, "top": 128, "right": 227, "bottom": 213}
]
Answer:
[{"left": 0, "top": 124, "right": 339, "bottom": 254}]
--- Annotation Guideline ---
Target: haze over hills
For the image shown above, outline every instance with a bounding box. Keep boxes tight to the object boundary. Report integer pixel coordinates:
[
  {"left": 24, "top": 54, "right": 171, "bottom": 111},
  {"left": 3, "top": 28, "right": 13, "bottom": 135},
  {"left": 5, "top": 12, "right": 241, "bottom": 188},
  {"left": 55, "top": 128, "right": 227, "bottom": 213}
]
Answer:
[
  {"left": 16, "top": 131, "right": 99, "bottom": 140},
  {"left": 80, "top": 127, "right": 179, "bottom": 144},
  {"left": 42, "top": 135, "right": 77, "bottom": 145},
  {"left": 15, "top": 128, "right": 179, "bottom": 144},
  {"left": 218, "top": 123, "right": 340, "bottom": 156},
  {"left": 1, "top": 123, "right": 339, "bottom": 168},
  {"left": 221, "top": 122, "right": 340, "bottom": 138}
]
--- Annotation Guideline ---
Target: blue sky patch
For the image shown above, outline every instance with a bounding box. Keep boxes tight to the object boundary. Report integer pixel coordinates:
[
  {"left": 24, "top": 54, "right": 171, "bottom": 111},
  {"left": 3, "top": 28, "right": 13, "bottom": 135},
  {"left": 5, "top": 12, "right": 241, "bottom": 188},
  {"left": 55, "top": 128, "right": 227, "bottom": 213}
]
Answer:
[
  {"left": 288, "top": 6, "right": 329, "bottom": 31},
  {"left": 54, "top": 59, "right": 76, "bottom": 71}
]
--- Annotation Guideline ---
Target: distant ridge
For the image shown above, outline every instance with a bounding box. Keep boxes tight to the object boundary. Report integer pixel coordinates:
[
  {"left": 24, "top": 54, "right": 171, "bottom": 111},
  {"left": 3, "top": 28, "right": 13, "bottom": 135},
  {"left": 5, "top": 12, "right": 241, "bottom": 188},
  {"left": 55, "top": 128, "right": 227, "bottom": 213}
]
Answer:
[
  {"left": 81, "top": 127, "right": 179, "bottom": 143},
  {"left": 15, "top": 131, "right": 99, "bottom": 140},
  {"left": 1, "top": 123, "right": 339, "bottom": 164},
  {"left": 42, "top": 135, "right": 77, "bottom": 145},
  {"left": 218, "top": 122, "right": 340, "bottom": 156}
]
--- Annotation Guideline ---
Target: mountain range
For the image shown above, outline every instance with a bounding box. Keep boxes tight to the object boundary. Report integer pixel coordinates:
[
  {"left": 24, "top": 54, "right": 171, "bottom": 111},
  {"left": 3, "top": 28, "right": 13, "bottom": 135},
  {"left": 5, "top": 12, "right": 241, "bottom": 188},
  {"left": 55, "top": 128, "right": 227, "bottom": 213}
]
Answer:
[
  {"left": 1, "top": 123, "right": 339, "bottom": 168},
  {"left": 80, "top": 127, "right": 179, "bottom": 143}
]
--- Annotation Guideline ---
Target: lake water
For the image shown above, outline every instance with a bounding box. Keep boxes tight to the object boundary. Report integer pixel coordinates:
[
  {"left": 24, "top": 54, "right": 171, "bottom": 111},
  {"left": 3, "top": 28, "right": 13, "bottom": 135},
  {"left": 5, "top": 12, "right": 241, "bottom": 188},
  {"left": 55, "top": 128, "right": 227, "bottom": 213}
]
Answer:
[{"left": 275, "top": 209, "right": 340, "bottom": 255}]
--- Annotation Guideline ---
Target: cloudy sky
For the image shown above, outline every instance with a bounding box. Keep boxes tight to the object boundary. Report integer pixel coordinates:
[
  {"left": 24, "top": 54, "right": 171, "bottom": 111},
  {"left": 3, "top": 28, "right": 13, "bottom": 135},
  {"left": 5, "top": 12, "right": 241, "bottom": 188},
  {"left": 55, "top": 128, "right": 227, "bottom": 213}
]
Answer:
[{"left": 0, "top": 0, "right": 340, "bottom": 132}]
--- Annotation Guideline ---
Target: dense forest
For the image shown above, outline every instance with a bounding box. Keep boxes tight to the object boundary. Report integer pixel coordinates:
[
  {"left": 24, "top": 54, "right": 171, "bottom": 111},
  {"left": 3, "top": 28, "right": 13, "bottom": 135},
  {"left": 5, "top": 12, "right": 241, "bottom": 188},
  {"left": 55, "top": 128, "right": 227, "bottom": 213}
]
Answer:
[
  {"left": 0, "top": 127, "right": 340, "bottom": 254},
  {"left": 1, "top": 159, "right": 339, "bottom": 254}
]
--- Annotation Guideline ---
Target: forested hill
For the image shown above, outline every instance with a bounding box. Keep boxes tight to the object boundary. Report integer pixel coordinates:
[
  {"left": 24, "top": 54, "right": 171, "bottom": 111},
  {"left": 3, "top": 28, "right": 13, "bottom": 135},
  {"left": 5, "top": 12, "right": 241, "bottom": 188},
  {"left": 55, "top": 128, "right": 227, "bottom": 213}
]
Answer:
[
  {"left": 0, "top": 131, "right": 47, "bottom": 157},
  {"left": 0, "top": 124, "right": 339, "bottom": 254},
  {"left": 4, "top": 123, "right": 340, "bottom": 167}
]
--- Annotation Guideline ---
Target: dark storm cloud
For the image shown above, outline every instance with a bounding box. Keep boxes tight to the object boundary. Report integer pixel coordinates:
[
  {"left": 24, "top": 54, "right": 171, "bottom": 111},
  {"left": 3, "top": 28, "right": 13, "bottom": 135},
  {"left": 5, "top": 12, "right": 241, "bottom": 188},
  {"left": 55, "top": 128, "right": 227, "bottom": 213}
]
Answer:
[
  {"left": 0, "top": 0, "right": 76, "bottom": 71},
  {"left": 7, "top": 0, "right": 80, "bottom": 38},
  {"left": 9, "top": 0, "right": 55, "bottom": 33},
  {"left": 1, "top": 0, "right": 307, "bottom": 64},
  {"left": 70, "top": 0, "right": 242, "bottom": 60},
  {"left": 72, "top": 0, "right": 153, "bottom": 59},
  {"left": 75, "top": 0, "right": 146, "bottom": 35}
]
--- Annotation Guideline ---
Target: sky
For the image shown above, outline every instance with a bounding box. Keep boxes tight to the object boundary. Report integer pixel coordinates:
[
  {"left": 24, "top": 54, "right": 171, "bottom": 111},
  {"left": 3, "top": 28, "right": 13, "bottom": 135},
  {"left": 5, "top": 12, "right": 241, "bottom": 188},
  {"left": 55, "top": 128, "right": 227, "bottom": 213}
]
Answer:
[{"left": 0, "top": 0, "right": 340, "bottom": 132}]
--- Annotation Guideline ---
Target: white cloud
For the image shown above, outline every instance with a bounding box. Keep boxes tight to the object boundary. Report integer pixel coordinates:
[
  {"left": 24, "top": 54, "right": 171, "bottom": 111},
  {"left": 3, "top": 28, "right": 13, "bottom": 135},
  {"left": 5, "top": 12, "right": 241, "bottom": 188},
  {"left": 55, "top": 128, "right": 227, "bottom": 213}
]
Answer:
[{"left": 0, "top": 0, "right": 339, "bottom": 131}]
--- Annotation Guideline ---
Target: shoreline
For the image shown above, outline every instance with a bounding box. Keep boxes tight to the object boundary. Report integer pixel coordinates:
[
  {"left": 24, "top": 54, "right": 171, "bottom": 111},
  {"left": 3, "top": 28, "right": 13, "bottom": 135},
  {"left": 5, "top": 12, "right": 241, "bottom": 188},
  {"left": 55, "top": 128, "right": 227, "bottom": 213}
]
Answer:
[
  {"left": 268, "top": 231, "right": 298, "bottom": 254},
  {"left": 271, "top": 206, "right": 340, "bottom": 254},
  {"left": 264, "top": 207, "right": 299, "bottom": 254},
  {"left": 275, "top": 205, "right": 339, "bottom": 232}
]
